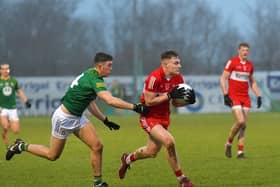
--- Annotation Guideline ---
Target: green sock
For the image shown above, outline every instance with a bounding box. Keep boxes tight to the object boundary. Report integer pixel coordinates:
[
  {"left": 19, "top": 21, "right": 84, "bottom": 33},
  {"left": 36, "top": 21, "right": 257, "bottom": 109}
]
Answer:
[
  {"left": 19, "top": 143, "right": 29, "bottom": 151},
  {"left": 94, "top": 176, "right": 102, "bottom": 185}
]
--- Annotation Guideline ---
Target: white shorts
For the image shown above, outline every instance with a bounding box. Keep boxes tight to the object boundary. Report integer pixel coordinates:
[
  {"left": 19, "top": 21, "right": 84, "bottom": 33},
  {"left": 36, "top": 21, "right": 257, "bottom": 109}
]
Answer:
[
  {"left": 51, "top": 107, "right": 89, "bottom": 139},
  {"left": 0, "top": 108, "right": 19, "bottom": 121}
]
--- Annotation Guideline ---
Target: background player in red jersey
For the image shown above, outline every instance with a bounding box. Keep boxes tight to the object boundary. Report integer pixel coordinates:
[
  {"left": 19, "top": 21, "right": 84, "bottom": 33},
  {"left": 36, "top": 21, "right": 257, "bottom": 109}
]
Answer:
[
  {"left": 118, "top": 50, "right": 195, "bottom": 187},
  {"left": 220, "top": 42, "right": 262, "bottom": 158}
]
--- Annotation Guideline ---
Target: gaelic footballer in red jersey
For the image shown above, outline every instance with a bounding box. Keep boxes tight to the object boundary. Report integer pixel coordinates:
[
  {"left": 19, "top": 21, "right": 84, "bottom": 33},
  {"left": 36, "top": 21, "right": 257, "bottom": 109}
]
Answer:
[
  {"left": 220, "top": 42, "right": 262, "bottom": 159},
  {"left": 118, "top": 50, "right": 194, "bottom": 187}
]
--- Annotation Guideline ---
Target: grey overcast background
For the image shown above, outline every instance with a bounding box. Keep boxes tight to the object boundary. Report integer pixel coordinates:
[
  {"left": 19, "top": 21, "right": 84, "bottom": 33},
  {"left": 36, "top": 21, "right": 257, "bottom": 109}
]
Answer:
[{"left": 1, "top": 0, "right": 280, "bottom": 76}]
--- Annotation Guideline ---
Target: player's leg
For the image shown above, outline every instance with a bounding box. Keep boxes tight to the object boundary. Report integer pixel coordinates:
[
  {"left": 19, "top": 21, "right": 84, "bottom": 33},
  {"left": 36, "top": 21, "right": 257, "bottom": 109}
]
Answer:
[
  {"left": 149, "top": 125, "right": 193, "bottom": 187},
  {"left": 23, "top": 107, "right": 69, "bottom": 161},
  {"left": 9, "top": 109, "right": 20, "bottom": 138},
  {"left": 26, "top": 136, "right": 66, "bottom": 160},
  {"left": 9, "top": 120, "right": 20, "bottom": 134},
  {"left": 134, "top": 134, "right": 162, "bottom": 159},
  {"left": 74, "top": 122, "right": 107, "bottom": 187},
  {"left": 0, "top": 114, "right": 9, "bottom": 145},
  {"left": 230, "top": 107, "right": 246, "bottom": 141},
  {"left": 6, "top": 107, "right": 69, "bottom": 161},
  {"left": 6, "top": 135, "right": 66, "bottom": 161},
  {"left": 119, "top": 125, "right": 162, "bottom": 179},
  {"left": 237, "top": 108, "right": 250, "bottom": 158},
  {"left": 225, "top": 106, "right": 246, "bottom": 158}
]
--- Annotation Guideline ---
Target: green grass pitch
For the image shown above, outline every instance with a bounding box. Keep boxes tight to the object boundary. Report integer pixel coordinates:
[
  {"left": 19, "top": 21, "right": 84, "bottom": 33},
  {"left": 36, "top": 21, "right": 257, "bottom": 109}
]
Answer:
[{"left": 0, "top": 112, "right": 279, "bottom": 187}]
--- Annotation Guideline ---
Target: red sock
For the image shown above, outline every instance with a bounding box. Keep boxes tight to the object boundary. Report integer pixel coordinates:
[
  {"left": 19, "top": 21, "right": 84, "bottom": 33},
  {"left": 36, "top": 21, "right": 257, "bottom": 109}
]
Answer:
[
  {"left": 129, "top": 153, "right": 136, "bottom": 162},
  {"left": 175, "top": 169, "right": 183, "bottom": 177},
  {"left": 227, "top": 138, "right": 233, "bottom": 144},
  {"left": 238, "top": 145, "right": 244, "bottom": 152}
]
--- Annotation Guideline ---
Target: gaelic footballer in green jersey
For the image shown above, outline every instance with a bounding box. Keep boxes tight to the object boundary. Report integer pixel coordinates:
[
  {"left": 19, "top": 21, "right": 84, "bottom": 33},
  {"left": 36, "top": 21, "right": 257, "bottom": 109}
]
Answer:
[
  {"left": 6, "top": 53, "right": 149, "bottom": 187},
  {"left": 0, "top": 64, "right": 31, "bottom": 145},
  {"left": 61, "top": 68, "right": 107, "bottom": 116},
  {"left": 0, "top": 76, "right": 19, "bottom": 109}
]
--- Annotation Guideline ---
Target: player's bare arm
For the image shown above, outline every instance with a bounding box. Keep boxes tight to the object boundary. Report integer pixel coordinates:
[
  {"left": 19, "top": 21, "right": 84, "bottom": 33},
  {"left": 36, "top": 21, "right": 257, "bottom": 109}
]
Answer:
[
  {"left": 88, "top": 101, "right": 106, "bottom": 121},
  {"left": 220, "top": 71, "right": 230, "bottom": 95},
  {"left": 88, "top": 100, "right": 120, "bottom": 130},
  {"left": 249, "top": 75, "right": 261, "bottom": 97},
  {"left": 97, "top": 90, "right": 134, "bottom": 110},
  {"left": 143, "top": 90, "right": 169, "bottom": 106},
  {"left": 17, "top": 89, "right": 31, "bottom": 108},
  {"left": 17, "top": 89, "right": 28, "bottom": 103}
]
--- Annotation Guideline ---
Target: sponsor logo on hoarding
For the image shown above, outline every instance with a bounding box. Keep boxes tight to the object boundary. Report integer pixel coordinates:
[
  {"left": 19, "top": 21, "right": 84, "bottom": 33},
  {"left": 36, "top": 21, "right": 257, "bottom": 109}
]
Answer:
[{"left": 267, "top": 75, "right": 280, "bottom": 92}]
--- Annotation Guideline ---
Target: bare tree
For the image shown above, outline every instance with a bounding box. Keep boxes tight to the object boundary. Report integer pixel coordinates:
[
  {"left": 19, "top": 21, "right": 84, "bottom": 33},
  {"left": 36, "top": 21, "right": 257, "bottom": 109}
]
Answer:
[
  {"left": 1, "top": 0, "right": 244, "bottom": 76},
  {"left": 0, "top": 0, "right": 93, "bottom": 76},
  {"left": 248, "top": 0, "right": 280, "bottom": 71}
]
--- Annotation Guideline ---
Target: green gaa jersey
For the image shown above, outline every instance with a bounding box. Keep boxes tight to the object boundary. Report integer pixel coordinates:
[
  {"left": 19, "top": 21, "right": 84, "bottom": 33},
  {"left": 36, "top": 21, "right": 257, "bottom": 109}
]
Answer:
[
  {"left": 62, "top": 68, "right": 107, "bottom": 116},
  {"left": 0, "top": 76, "right": 19, "bottom": 109}
]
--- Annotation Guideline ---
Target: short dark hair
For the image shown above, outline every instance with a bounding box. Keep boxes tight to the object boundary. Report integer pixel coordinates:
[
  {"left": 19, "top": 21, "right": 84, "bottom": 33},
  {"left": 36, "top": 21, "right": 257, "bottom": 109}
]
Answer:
[
  {"left": 239, "top": 42, "right": 250, "bottom": 49},
  {"left": 161, "top": 50, "right": 179, "bottom": 60},
  {"left": 94, "top": 52, "right": 113, "bottom": 64}
]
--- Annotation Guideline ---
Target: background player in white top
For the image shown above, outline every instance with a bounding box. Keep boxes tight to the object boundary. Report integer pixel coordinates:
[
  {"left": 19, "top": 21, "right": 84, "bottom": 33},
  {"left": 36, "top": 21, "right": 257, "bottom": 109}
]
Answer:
[{"left": 220, "top": 42, "right": 262, "bottom": 158}]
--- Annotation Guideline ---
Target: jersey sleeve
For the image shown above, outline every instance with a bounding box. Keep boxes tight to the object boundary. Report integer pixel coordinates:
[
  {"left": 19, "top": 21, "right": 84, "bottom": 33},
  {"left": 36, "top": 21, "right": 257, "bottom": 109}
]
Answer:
[
  {"left": 144, "top": 75, "right": 159, "bottom": 92},
  {"left": 92, "top": 78, "right": 107, "bottom": 93},
  {"left": 224, "top": 59, "right": 234, "bottom": 73}
]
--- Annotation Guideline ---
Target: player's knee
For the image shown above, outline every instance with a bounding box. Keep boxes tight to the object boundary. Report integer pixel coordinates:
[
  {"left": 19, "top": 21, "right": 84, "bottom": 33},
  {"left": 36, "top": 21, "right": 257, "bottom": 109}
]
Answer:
[
  {"left": 148, "top": 148, "right": 160, "bottom": 158},
  {"left": 48, "top": 153, "right": 60, "bottom": 161},
  {"left": 240, "top": 125, "right": 246, "bottom": 131},
  {"left": 91, "top": 142, "right": 103, "bottom": 153},
  {"left": 149, "top": 152, "right": 158, "bottom": 158},
  {"left": 2, "top": 127, "right": 8, "bottom": 133},
  {"left": 164, "top": 138, "right": 175, "bottom": 149},
  {"left": 236, "top": 120, "right": 246, "bottom": 127},
  {"left": 13, "top": 129, "right": 20, "bottom": 134}
]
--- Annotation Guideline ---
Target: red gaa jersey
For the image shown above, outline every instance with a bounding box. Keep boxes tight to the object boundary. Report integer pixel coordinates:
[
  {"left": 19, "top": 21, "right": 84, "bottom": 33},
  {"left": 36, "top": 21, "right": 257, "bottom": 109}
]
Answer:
[
  {"left": 140, "top": 67, "right": 184, "bottom": 121},
  {"left": 224, "top": 57, "right": 254, "bottom": 97}
]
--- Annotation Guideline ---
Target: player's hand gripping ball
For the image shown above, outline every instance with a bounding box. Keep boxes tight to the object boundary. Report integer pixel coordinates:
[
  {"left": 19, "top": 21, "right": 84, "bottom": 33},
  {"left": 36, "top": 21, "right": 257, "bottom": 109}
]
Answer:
[{"left": 172, "top": 83, "right": 196, "bottom": 106}]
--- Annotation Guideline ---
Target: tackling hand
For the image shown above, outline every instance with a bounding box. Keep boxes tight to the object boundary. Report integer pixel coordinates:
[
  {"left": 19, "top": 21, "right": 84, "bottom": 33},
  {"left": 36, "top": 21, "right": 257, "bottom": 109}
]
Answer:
[
  {"left": 25, "top": 100, "right": 32, "bottom": 108},
  {"left": 257, "top": 96, "right": 262, "bottom": 108},
  {"left": 133, "top": 103, "right": 149, "bottom": 115},
  {"left": 103, "top": 117, "right": 120, "bottom": 130},
  {"left": 167, "top": 86, "right": 186, "bottom": 99},
  {"left": 224, "top": 94, "right": 232, "bottom": 107}
]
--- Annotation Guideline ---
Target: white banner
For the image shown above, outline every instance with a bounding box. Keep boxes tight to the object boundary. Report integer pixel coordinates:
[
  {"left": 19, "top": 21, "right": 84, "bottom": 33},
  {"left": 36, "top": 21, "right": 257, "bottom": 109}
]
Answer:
[
  {"left": 16, "top": 72, "right": 277, "bottom": 116},
  {"left": 16, "top": 77, "right": 73, "bottom": 116},
  {"left": 177, "top": 73, "right": 271, "bottom": 113}
]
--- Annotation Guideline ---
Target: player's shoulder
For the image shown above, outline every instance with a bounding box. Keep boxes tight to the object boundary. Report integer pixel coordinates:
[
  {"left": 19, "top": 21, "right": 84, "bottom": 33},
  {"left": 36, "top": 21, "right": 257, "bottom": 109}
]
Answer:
[
  {"left": 246, "top": 59, "right": 254, "bottom": 66},
  {"left": 9, "top": 76, "right": 18, "bottom": 82},
  {"left": 229, "top": 56, "right": 239, "bottom": 63},
  {"left": 83, "top": 68, "right": 95, "bottom": 75},
  {"left": 147, "top": 67, "right": 162, "bottom": 79},
  {"left": 225, "top": 57, "right": 238, "bottom": 67},
  {"left": 84, "top": 69, "right": 102, "bottom": 79}
]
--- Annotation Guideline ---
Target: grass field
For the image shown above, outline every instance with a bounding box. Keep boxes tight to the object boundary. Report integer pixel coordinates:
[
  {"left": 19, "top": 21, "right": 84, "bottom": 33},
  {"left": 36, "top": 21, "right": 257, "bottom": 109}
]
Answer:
[{"left": 0, "top": 112, "right": 279, "bottom": 187}]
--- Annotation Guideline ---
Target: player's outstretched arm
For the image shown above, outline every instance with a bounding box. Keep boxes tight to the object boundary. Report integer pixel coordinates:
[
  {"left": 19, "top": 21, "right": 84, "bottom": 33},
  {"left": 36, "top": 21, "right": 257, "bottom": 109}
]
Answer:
[{"left": 97, "top": 90, "right": 149, "bottom": 115}]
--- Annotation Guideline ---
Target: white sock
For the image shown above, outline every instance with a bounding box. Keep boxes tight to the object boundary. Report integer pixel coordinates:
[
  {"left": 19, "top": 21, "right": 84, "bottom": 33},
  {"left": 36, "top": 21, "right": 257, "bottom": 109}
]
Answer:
[
  {"left": 177, "top": 174, "right": 185, "bottom": 181},
  {"left": 238, "top": 151, "right": 243, "bottom": 155},
  {"left": 126, "top": 154, "right": 132, "bottom": 164}
]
